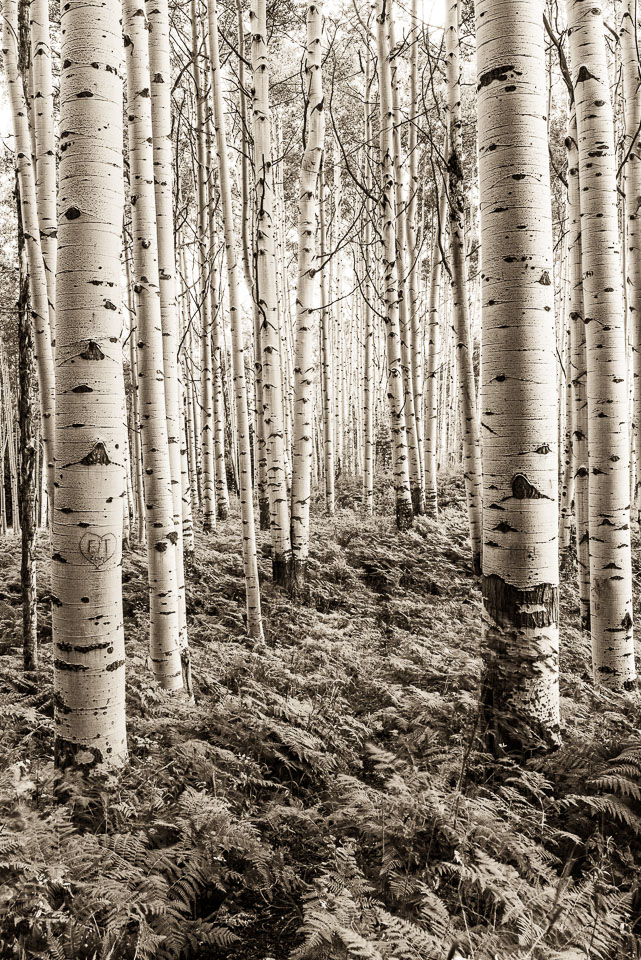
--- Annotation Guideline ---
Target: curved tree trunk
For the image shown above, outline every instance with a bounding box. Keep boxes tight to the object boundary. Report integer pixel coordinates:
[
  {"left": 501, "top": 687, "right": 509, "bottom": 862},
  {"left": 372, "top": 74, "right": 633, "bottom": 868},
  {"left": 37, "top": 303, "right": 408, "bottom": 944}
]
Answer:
[
  {"left": 566, "top": 0, "right": 635, "bottom": 688},
  {"left": 208, "top": 0, "right": 264, "bottom": 638},
  {"left": 124, "top": 0, "right": 183, "bottom": 691},
  {"left": 477, "top": 0, "right": 561, "bottom": 754},
  {"left": 291, "top": 0, "right": 325, "bottom": 584},
  {"left": 51, "top": 0, "right": 127, "bottom": 768}
]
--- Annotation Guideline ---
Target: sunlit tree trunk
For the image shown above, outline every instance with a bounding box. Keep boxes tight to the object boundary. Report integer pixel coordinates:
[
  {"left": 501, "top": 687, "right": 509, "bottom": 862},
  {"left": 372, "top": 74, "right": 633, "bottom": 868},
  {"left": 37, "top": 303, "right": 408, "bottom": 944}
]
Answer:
[
  {"left": 477, "top": 0, "right": 561, "bottom": 753},
  {"left": 567, "top": 0, "right": 635, "bottom": 688},
  {"left": 251, "top": 0, "right": 292, "bottom": 583},
  {"left": 319, "top": 165, "right": 335, "bottom": 515},
  {"left": 291, "top": 0, "right": 325, "bottom": 584},
  {"left": 376, "top": 0, "right": 413, "bottom": 530},
  {"left": 124, "top": 0, "right": 183, "bottom": 691},
  {"left": 446, "top": 0, "right": 482, "bottom": 573},
  {"left": 3, "top": 0, "right": 55, "bottom": 514},
  {"left": 362, "top": 49, "right": 375, "bottom": 517},
  {"left": 52, "top": 0, "right": 127, "bottom": 768},
  {"left": 424, "top": 159, "right": 447, "bottom": 517},
  {"left": 209, "top": 0, "right": 264, "bottom": 637}
]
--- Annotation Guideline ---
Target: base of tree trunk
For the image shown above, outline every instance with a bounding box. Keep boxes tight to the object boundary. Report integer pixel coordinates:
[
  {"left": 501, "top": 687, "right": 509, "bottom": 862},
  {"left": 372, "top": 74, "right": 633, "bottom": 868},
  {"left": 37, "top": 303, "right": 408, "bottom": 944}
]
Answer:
[
  {"left": 290, "top": 557, "right": 307, "bottom": 594},
  {"left": 480, "top": 573, "right": 561, "bottom": 758},
  {"left": 259, "top": 498, "right": 270, "bottom": 530},
  {"left": 217, "top": 504, "right": 229, "bottom": 521},
  {"left": 424, "top": 492, "right": 438, "bottom": 519},
  {"left": 411, "top": 485, "right": 425, "bottom": 516},
  {"left": 472, "top": 551, "right": 482, "bottom": 577},
  {"left": 203, "top": 518, "right": 213, "bottom": 534},
  {"left": 272, "top": 553, "right": 293, "bottom": 589},
  {"left": 395, "top": 498, "right": 414, "bottom": 531}
]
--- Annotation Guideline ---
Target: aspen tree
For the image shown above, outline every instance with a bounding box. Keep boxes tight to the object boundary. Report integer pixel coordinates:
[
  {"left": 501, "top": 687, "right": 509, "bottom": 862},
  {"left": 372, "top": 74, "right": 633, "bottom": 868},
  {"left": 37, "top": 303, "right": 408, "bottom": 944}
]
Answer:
[
  {"left": 376, "top": 0, "right": 413, "bottom": 530},
  {"left": 446, "top": 0, "right": 482, "bottom": 572},
  {"left": 621, "top": 1, "right": 641, "bottom": 518},
  {"left": 424, "top": 168, "right": 447, "bottom": 517},
  {"left": 3, "top": 0, "right": 55, "bottom": 514},
  {"left": 476, "top": 0, "right": 561, "bottom": 752},
  {"left": 208, "top": 0, "right": 263, "bottom": 637},
  {"left": 29, "top": 0, "right": 56, "bottom": 339},
  {"left": 388, "top": 4, "right": 423, "bottom": 515},
  {"left": 147, "top": 0, "right": 189, "bottom": 656},
  {"left": 52, "top": 0, "right": 127, "bottom": 767},
  {"left": 251, "top": 0, "right": 292, "bottom": 583},
  {"left": 291, "top": 0, "right": 325, "bottom": 584},
  {"left": 319, "top": 165, "right": 335, "bottom": 515},
  {"left": 567, "top": 115, "right": 590, "bottom": 634},
  {"left": 362, "top": 51, "right": 375, "bottom": 515},
  {"left": 566, "top": 0, "right": 635, "bottom": 688},
  {"left": 191, "top": 0, "right": 216, "bottom": 531},
  {"left": 407, "top": 0, "right": 423, "bottom": 489},
  {"left": 124, "top": 0, "right": 183, "bottom": 691}
]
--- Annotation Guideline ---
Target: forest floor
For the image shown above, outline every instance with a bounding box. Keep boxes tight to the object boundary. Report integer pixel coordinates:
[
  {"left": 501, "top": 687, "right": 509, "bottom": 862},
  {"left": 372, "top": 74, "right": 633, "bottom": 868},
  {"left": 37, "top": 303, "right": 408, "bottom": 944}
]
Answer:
[{"left": 2, "top": 474, "right": 641, "bottom": 960}]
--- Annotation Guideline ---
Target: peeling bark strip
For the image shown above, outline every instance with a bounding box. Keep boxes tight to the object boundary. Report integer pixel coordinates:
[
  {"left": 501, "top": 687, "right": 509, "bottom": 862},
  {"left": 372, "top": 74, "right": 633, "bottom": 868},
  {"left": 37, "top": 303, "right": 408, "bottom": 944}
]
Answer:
[
  {"left": 124, "top": 0, "right": 183, "bottom": 691},
  {"left": 476, "top": 0, "right": 561, "bottom": 753},
  {"left": 290, "top": 0, "right": 325, "bottom": 584},
  {"left": 566, "top": 0, "right": 635, "bottom": 688},
  {"left": 52, "top": 0, "right": 127, "bottom": 768}
]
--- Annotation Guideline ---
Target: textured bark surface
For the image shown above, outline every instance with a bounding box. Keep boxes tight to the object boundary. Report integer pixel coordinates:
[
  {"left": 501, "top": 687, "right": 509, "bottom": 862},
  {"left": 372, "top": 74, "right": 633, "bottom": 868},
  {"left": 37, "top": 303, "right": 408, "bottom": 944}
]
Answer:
[
  {"left": 376, "top": 0, "right": 413, "bottom": 531},
  {"left": 424, "top": 153, "right": 447, "bottom": 518},
  {"left": 52, "top": 0, "right": 127, "bottom": 768},
  {"left": 476, "top": 0, "right": 561, "bottom": 752},
  {"left": 124, "top": 0, "right": 182, "bottom": 691},
  {"left": 251, "top": 0, "right": 292, "bottom": 581},
  {"left": 291, "top": 0, "right": 325, "bottom": 575},
  {"left": 566, "top": 0, "right": 635, "bottom": 688},
  {"left": 209, "top": 0, "right": 263, "bottom": 638},
  {"left": 446, "top": 0, "right": 482, "bottom": 572},
  {"left": 319, "top": 166, "right": 335, "bottom": 516}
]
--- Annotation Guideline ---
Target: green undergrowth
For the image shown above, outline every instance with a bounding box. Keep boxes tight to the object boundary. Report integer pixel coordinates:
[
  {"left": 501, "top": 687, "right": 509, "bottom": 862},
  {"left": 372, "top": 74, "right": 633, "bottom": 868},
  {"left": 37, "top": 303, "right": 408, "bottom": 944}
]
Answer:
[{"left": 1, "top": 474, "right": 641, "bottom": 959}]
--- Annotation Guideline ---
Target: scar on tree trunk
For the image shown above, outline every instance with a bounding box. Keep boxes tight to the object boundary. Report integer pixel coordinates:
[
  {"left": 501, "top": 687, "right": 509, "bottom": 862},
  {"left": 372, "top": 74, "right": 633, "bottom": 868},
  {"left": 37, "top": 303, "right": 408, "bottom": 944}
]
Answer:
[{"left": 480, "top": 573, "right": 561, "bottom": 758}]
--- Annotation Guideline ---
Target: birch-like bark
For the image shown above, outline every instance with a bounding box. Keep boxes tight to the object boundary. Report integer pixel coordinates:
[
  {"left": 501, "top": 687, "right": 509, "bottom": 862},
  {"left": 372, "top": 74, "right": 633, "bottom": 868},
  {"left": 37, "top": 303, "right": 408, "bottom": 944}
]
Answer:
[
  {"left": 124, "top": 0, "right": 183, "bottom": 691},
  {"left": 567, "top": 114, "right": 590, "bottom": 634},
  {"left": 477, "top": 0, "right": 561, "bottom": 753},
  {"left": 29, "top": 0, "right": 56, "bottom": 341},
  {"left": 621, "top": 1, "right": 641, "bottom": 520},
  {"left": 424, "top": 161, "right": 447, "bottom": 517},
  {"left": 147, "top": 0, "right": 189, "bottom": 669},
  {"left": 566, "top": 0, "right": 635, "bottom": 688},
  {"left": 52, "top": 0, "right": 127, "bottom": 768},
  {"left": 208, "top": 0, "right": 263, "bottom": 637},
  {"left": 251, "top": 0, "right": 292, "bottom": 583},
  {"left": 376, "top": 0, "right": 413, "bottom": 530},
  {"left": 362, "top": 50, "right": 374, "bottom": 517},
  {"left": 3, "top": 0, "right": 55, "bottom": 514},
  {"left": 446, "top": 0, "right": 482, "bottom": 572},
  {"left": 291, "top": 0, "right": 324, "bottom": 583},
  {"left": 319, "top": 166, "right": 335, "bottom": 514}
]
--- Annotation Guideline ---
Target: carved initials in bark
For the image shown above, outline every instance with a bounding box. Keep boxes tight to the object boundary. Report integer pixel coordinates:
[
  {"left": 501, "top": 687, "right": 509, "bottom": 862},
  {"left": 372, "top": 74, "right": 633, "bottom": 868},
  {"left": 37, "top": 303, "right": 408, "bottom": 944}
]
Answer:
[{"left": 79, "top": 531, "right": 117, "bottom": 566}]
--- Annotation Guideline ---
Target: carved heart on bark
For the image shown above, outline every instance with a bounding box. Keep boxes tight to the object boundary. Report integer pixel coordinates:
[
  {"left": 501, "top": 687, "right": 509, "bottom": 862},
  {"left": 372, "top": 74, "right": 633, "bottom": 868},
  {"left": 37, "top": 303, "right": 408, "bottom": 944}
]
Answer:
[{"left": 80, "top": 531, "right": 117, "bottom": 567}]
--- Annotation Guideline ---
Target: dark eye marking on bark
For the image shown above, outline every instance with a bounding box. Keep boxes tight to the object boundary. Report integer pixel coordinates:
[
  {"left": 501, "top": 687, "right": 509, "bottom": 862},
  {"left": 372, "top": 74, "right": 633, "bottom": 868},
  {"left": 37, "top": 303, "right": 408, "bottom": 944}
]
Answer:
[
  {"left": 511, "top": 474, "right": 550, "bottom": 500},
  {"left": 478, "top": 64, "right": 515, "bottom": 89}
]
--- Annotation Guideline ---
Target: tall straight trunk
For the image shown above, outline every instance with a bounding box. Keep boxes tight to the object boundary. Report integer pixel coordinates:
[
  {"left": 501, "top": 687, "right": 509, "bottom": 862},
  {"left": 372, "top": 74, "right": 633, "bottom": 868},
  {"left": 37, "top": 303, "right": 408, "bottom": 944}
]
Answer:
[
  {"left": 191, "top": 0, "right": 216, "bottom": 531},
  {"left": 147, "top": 0, "right": 189, "bottom": 670},
  {"left": 362, "top": 56, "right": 375, "bottom": 516},
  {"left": 208, "top": 0, "right": 263, "bottom": 637},
  {"left": 407, "top": 0, "right": 423, "bottom": 496},
  {"left": 424, "top": 168, "right": 447, "bottom": 517},
  {"left": 446, "top": 0, "right": 482, "bottom": 573},
  {"left": 3, "top": 0, "right": 55, "bottom": 515},
  {"left": 29, "top": 0, "right": 56, "bottom": 342},
  {"left": 621, "top": 1, "right": 641, "bottom": 521},
  {"left": 124, "top": 0, "right": 183, "bottom": 692},
  {"left": 52, "top": 0, "right": 127, "bottom": 768},
  {"left": 319, "top": 165, "right": 335, "bottom": 514},
  {"left": 567, "top": 114, "right": 590, "bottom": 634},
  {"left": 376, "top": 0, "right": 413, "bottom": 531},
  {"left": 291, "top": 0, "right": 325, "bottom": 583},
  {"left": 566, "top": 0, "right": 635, "bottom": 688},
  {"left": 476, "top": 0, "right": 561, "bottom": 754},
  {"left": 388, "top": 3, "right": 423, "bottom": 515},
  {"left": 16, "top": 177, "right": 37, "bottom": 671},
  {"left": 250, "top": 0, "right": 292, "bottom": 583}
]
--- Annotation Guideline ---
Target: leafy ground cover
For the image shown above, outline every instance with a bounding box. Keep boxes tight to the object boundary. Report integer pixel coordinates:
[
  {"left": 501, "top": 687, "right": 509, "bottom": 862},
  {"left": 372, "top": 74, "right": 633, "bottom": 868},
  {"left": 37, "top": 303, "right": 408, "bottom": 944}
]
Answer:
[{"left": 1, "top": 474, "right": 641, "bottom": 959}]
